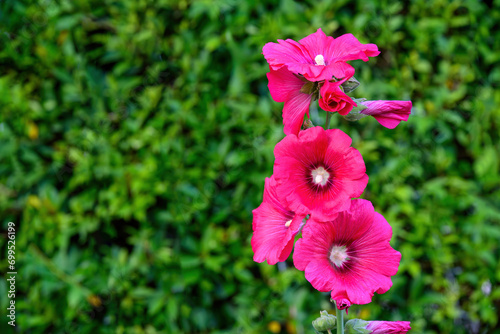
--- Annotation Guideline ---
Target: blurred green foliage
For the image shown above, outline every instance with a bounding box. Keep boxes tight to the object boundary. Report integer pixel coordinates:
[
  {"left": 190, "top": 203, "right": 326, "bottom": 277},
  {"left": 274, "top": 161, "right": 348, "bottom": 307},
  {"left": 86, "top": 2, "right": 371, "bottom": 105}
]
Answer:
[{"left": 0, "top": 0, "right": 499, "bottom": 333}]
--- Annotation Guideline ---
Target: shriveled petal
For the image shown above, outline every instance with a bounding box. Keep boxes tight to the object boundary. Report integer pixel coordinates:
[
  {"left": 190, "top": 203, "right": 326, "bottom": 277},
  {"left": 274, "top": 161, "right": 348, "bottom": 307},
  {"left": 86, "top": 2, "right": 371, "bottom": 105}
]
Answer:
[
  {"left": 360, "top": 100, "right": 412, "bottom": 129},
  {"left": 332, "top": 296, "right": 351, "bottom": 313}
]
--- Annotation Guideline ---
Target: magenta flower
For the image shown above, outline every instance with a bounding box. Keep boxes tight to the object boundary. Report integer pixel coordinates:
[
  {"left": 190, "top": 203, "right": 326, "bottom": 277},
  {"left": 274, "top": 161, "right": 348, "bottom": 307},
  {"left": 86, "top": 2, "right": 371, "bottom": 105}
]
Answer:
[
  {"left": 365, "top": 321, "right": 411, "bottom": 333},
  {"left": 251, "top": 177, "right": 307, "bottom": 265},
  {"left": 263, "top": 28, "right": 379, "bottom": 82},
  {"left": 293, "top": 199, "right": 401, "bottom": 310},
  {"left": 319, "top": 80, "right": 357, "bottom": 115},
  {"left": 360, "top": 100, "right": 412, "bottom": 129},
  {"left": 273, "top": 126, "right": 368, "bottom": 221},
  {"left": 267, "top": 67, "right": 313, "bottom": 135}
]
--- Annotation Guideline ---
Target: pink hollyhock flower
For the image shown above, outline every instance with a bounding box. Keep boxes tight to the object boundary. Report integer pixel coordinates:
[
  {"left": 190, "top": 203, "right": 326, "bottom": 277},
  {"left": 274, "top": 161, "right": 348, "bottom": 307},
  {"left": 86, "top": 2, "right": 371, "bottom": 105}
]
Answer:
[
  {"left": 273, "top": 126, "right": 368, "bottom": 221},
  {"left": 319, "top": 80, "right": 357, "bottom": 115},
  {"left": 251, "top": 177, "right": 307, "bottom": 265},
  {"left": 366, "top": 321, "right": 411, "bottom": 333},
  {"left": 293, "top": 199, "right": 401, "bottom": 311},
  {"left": 359, "top": 100, "right": 412, "bottom": 129},
  {"left": 267, "top": 67, "right": 313, "bottom": 135},
  {"left": 263, "top": 28, "right": 379, "bottom": 82}
]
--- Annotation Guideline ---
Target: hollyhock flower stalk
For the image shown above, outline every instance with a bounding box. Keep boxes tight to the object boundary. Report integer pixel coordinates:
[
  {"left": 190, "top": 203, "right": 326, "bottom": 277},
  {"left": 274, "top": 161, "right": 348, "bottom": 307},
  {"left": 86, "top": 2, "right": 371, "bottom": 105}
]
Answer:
[{"left": 256, "top": 28, "right": 412, "bottom": 334}]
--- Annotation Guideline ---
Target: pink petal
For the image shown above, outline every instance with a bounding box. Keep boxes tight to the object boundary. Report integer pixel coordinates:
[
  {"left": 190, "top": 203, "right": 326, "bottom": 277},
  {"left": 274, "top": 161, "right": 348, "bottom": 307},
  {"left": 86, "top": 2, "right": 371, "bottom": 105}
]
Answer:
[
  {"left": 298, "top": 28, "right": 330, "bottom": 59},
  {"left": 266, "top": 67, "right": 312, "bottom": 135},
  {"left": 266, "top": 67, "right": 305, "bottom": 103},
  {"left": 319, "top": 80, "right": 357, "bottom": 115},
  {"left": 263, "top": 38, "right": 311, "bottom": 71},
  {"left": 325, "top": 33, "right": 380, "bottom": 62},
  {"left": 251, "top": 177, "right": 306, "bottom": 265},
  {"left": 360, "top": 100, "right": 412, "bottom": 129},
  {"left": 366, "top": 321, "right": 411, "bottom": 334},
  {"left": 324, "top": 62, "right": 356, "bottom": 83},
  {"left": 282, "top": 91, "right": 312, "bottom": 135},
  {"left": 304, "top": 259, "right": 337, "bottom": 292}
]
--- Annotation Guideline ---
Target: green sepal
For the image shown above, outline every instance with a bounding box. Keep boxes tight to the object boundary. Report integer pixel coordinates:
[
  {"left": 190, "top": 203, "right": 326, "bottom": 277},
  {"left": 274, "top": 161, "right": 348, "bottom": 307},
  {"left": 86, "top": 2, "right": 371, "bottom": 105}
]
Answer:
[
  {"left": 300, "top": 81, "right": 316, "bottom": 95},
  {"left": 352, "top": 98, "right": 368, "bottom": 108},
  {"left": 343, "top": 99, "right": 369, "bottom": 122},
  {"left": 344, "top": 319, "right": 373, "bottom": 334},
  {"left": 343, "top": 109, "right": 368, "bottom": 122},
  {"left": 341, "top": 76, "right": 360, "bottom": 93}
]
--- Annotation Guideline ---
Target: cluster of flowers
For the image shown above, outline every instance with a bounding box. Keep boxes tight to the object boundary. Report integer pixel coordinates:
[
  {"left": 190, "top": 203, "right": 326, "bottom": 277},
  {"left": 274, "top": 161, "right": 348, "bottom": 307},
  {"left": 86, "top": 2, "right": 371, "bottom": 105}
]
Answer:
[{"left": 251, "top": 29, "right": 412, "bottom": 333}]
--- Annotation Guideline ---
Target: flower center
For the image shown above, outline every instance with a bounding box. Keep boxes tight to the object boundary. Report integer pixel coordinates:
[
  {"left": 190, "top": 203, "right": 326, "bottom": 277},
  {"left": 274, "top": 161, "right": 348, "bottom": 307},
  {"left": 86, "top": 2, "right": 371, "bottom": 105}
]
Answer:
[
  {"left": 285, "top": 219, "right": 292, "bottom": 228},
  {"left": 329, "top": 245, "right": 349, "bottom": 268},
  {"left": 311, "top": 166, "right": 330, "bottom": 186},
  {"left": 314, "top": 54, "right": 325, "bottom": 66}
]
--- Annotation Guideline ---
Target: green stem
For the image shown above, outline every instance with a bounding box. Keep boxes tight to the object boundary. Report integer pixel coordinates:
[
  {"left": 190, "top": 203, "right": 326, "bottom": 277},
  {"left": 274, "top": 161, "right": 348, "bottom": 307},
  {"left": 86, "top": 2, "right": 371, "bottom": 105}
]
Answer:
[
  {"left": 325, "top": 111, "right": 332, "bottom": 130},
  {"left": 336, "top": 303, "right": 344, "bottom": 334}
]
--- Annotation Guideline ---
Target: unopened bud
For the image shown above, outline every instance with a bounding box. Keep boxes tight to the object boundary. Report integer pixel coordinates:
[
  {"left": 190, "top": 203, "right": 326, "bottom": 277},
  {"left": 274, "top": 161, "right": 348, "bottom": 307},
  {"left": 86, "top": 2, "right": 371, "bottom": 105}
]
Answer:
[
  {"left": 341, "top": 77, "right": 360, "bottom": 93},
  {"left": 303, "top": 119, "right": 314, "bottom": 129},
  {"left": 312, "top": 310, "right": 337, "bottom": 332}
]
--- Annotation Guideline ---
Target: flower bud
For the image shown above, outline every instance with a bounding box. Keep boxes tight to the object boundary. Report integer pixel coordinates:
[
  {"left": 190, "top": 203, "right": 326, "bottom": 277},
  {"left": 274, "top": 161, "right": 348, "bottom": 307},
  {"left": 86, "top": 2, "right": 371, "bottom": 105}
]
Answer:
[
  {"left": 341, "top": 76, "right": 360, "bottom": 93},
  {"left": 312, "top": 310, "right": 337, "bottom": 332},
  {"left": 319, "top": 80, "right": 357, "bottom": 115},
  {"left": 358, "top": 100, "right": 412, "bottom": 129},
  {"left": 303, "top": 119, "right": 314, "bottom": 129}
]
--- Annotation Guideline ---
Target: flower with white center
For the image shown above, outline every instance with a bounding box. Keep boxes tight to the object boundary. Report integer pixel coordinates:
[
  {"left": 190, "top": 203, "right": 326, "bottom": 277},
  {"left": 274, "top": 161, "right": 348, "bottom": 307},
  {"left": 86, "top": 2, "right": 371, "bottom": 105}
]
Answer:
[{"left": 273, "top": 126, "right": 368, "bottom": 221}]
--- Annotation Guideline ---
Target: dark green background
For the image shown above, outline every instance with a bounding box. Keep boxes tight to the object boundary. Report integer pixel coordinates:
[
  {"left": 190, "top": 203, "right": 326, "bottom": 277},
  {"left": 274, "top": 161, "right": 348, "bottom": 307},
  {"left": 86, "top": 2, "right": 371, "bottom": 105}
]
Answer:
[{"left": 1, "top": 0, "right": 499, "bottom": 333}]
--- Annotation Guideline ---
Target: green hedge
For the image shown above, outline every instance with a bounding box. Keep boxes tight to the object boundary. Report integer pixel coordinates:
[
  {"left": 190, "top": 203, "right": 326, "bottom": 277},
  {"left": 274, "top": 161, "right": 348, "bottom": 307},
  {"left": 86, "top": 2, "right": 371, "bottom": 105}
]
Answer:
[{"left": 1, "top": 0, "right": 499, "bottom": 333}]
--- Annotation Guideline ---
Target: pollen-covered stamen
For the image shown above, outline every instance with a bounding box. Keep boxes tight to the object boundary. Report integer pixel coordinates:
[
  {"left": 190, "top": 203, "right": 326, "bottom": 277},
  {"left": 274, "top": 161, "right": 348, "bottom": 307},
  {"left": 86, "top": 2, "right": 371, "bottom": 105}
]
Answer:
[
  {"left": 311, "top": 166, "right": 330, "bottom": 186},
  {"left": 285, "top": 219, "right": 292, "bottom": 228},
  {"left": 329, "top": 245, "right": 349, "bottom": 268},
  {"left": 314, "top": 54, "right": 325, "bottom": 66}
]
